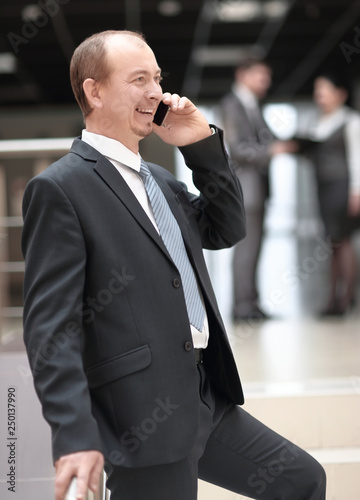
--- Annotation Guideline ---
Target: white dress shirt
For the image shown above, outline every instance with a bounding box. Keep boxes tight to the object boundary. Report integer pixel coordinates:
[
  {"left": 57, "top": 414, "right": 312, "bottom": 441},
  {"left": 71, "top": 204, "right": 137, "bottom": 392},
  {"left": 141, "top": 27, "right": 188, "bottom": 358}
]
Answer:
[
  {"left": 310, "top": 106, "right": 360, "bottom": 194},
  {"left": 81, "top": 130, "right": 209, "bottom": 348},
  {"left": 233, "top": 82, "right": 259, "bottom": 111}
]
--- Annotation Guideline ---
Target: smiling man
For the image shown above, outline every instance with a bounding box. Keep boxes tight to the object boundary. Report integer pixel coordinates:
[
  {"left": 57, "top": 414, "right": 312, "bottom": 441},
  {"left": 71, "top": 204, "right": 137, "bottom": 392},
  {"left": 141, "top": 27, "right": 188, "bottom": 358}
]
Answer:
[{"left": 21, "top": 30, "right": 326, "bottom": 500}]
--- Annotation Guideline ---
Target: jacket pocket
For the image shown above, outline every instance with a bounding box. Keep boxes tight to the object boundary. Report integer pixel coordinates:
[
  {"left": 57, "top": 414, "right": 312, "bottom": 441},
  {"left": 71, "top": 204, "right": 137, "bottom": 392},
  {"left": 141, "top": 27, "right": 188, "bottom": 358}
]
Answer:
[{"left": 86, "top": 345, "right": 151, "bottom": 389}]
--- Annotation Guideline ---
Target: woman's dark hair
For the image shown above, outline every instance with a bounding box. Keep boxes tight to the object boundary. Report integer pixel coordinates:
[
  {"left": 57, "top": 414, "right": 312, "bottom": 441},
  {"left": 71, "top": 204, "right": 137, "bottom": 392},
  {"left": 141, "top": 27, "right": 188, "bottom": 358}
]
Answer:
[{"left": 316, "top": 72, "right": 350, "bottom": 92}]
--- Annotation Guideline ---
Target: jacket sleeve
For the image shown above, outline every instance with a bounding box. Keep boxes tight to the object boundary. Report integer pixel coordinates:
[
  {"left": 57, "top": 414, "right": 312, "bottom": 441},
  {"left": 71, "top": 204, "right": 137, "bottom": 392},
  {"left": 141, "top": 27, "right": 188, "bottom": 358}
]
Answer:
[
  {"left": 21, "top": 175, "right": 103, "bottom": 463},
  {"left": 220, "top": 95, "right": 272, "bottom": 171},
  {"left": 179, "top": 126, "right": 246, "bottom": 250}
]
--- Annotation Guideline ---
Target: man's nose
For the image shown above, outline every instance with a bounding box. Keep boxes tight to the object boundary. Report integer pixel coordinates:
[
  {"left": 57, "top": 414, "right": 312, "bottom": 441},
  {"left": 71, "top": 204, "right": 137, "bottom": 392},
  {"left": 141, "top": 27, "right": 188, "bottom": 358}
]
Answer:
[{"left": 146, "top": 81, "right": 163, "bottom": 100}]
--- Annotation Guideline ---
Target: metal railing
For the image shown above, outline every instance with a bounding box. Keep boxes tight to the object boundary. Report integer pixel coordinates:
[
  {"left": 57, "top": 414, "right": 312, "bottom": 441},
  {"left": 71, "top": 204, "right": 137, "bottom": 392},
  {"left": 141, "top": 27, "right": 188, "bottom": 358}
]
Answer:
[
  {"left": 66, "top": 473, "right": 110, "bottom": 500},
  {"left": 0, "top": 137, "right": 73, "bottom": 159},
  {"left": 0, "top": 138, "right": 73, "bottom": 329}
]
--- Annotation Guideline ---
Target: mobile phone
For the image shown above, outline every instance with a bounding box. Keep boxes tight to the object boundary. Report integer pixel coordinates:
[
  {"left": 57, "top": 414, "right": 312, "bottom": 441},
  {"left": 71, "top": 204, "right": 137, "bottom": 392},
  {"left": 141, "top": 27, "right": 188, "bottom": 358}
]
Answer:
[{"left": 153, "top": 101, "right": 170, "bottom": 126}]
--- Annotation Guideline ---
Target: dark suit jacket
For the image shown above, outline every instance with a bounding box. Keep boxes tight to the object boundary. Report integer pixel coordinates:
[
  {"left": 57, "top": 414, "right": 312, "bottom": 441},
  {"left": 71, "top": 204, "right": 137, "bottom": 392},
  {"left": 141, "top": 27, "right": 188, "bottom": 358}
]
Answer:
[
  {"left": 21, "top": 128, "right": 246, "bottom": 468},
  {"left": 220, "top": 90, "right": 274, "bottom": 212}
]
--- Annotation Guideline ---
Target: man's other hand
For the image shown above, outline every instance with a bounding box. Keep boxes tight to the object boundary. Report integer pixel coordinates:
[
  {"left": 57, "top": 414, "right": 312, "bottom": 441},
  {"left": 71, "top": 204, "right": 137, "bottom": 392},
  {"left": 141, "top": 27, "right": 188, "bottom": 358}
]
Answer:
[{"left": 54, "top": 450, "right": 104, "bottom": 500}]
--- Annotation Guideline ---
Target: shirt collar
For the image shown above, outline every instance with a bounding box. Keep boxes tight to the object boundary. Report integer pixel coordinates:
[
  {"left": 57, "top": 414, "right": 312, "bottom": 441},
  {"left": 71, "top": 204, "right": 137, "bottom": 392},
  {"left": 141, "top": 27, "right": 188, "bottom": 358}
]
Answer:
[
  {"left": 312, "top": 106, "right": 349, "bottom": 140},
  {"left": 81, "top": 130, "right": 141, "bottom": 172},
  {"left": 232, "top": 82, "right": 258, "bottom": 109}
]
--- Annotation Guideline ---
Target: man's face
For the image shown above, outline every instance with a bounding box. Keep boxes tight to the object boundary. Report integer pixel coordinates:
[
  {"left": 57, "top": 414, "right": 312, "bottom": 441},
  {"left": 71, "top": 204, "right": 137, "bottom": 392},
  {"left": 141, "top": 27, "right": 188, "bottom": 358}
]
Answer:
[
  {"left": 237, "top": 64, "right": 272, "bottom": 99},
  {"left": 96, "top": 36, "right": 163, "bottom": 151}
]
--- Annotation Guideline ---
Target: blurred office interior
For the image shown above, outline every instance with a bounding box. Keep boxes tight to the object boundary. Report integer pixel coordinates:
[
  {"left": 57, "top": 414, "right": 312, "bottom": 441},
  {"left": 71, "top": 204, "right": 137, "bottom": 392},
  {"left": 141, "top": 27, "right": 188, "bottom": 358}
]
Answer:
[{"left": 0, "top": 1, "right": 360, "bottom": 499}]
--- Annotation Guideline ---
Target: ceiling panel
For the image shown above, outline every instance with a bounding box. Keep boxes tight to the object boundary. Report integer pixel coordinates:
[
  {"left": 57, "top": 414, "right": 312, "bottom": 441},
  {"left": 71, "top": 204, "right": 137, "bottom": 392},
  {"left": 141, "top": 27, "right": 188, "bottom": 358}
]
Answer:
[{"left": 1, "top": 0, "right": 360, "bottom": 108}]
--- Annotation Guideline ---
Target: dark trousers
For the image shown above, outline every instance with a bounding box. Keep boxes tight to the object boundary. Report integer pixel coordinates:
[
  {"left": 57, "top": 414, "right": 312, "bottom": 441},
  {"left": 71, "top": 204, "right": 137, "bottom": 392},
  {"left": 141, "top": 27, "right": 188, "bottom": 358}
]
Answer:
[
  {"left": 105, "top": 364, "right": 326, "bottom": 499},
  {"left": 233, "top": 210, "right": 265, "bottom": 318}
]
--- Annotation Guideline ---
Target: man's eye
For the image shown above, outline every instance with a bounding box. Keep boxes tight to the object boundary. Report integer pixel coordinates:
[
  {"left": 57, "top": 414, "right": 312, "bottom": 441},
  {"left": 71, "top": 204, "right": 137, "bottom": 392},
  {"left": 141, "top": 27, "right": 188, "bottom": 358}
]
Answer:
[{"left": 155, "top": 76, "right": 163, "bottom": 84}]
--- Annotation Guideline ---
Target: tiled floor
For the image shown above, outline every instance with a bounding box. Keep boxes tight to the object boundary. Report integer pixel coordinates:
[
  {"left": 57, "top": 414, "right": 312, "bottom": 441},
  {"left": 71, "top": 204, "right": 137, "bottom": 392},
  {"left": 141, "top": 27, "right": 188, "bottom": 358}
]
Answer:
[{"left": 230, "top": 317, "right": 360, "bottom": 384}]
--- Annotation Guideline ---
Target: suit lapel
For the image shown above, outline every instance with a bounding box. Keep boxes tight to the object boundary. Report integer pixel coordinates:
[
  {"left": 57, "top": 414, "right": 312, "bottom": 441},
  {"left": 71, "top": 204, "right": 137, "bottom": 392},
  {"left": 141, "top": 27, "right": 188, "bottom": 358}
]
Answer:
[
  {"left": 234, "top": 93, "right": 272, "bottom": 141},
  {"left": 71, "top": 138, "right": 194, "bottom": 265},
  {"left": 93, "top": 156, "right": 172, "bottom": 255}
]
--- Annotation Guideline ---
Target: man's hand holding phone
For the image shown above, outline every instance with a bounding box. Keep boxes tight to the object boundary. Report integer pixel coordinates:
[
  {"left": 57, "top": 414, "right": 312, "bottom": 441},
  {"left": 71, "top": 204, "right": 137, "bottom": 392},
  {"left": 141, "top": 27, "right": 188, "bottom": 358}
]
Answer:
[{"left": 153, "top": 93, "right": 212, "bottom": 147}]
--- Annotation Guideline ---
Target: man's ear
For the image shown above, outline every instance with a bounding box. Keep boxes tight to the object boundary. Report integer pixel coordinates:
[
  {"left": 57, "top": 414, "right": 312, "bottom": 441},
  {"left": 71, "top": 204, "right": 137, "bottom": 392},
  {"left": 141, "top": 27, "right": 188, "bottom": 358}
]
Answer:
[{"left": 83, "top": 78, "right": 103, "bottom": 110}]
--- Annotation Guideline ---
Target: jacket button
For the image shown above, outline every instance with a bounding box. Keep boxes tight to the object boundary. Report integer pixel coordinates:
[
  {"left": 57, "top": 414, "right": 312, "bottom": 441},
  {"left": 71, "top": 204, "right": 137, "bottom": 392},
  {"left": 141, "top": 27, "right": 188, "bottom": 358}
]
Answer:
[
  {"left": 184, "top": 341, "right": 193, "bottom": 352},
  {"left": 173, "top": 278, "right": 181, "bottom": 288}
]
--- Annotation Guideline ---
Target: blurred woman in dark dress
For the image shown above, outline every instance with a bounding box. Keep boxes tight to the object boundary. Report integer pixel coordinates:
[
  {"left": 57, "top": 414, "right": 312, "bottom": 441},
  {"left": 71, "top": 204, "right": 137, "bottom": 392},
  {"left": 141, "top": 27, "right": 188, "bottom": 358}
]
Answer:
[{"left": 307, "top": 74, "right": 360, "bottom": 315}]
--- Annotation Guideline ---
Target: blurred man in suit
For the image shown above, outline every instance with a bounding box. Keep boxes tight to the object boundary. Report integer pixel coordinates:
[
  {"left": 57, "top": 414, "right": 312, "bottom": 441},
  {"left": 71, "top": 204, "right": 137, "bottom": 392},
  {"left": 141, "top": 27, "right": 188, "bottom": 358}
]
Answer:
[{"left": 220, "top": 58, "right": 296, "bottom": 321}]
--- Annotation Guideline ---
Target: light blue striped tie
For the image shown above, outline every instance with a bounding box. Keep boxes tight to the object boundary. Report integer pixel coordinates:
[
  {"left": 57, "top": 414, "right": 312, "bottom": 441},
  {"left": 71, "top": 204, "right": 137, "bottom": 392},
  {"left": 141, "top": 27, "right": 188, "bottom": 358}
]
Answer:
[{"left": 139, "top": 160, "right": 205, "bottom": 331}]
